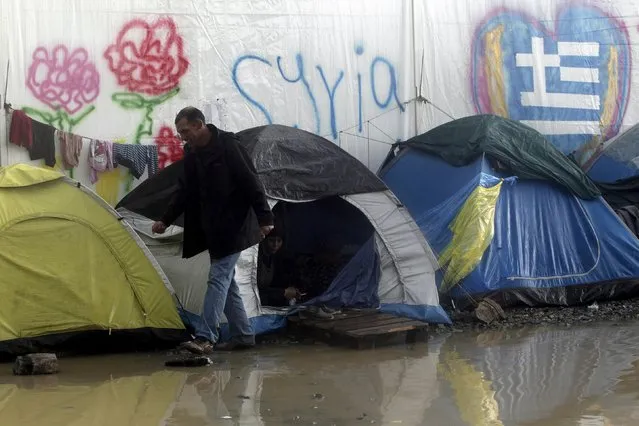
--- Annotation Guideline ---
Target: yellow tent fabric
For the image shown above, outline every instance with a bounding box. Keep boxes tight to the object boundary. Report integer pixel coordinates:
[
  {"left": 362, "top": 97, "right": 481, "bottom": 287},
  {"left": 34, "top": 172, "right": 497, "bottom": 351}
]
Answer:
[
  {"left": 0, "top": 163, "right": 63, "bottom": 188},
  {"left": 439, "top": 180, "right": 503, "bottom": 293},
  {"left": 0, "top": 164, "right": 184, "bottom": 345}
]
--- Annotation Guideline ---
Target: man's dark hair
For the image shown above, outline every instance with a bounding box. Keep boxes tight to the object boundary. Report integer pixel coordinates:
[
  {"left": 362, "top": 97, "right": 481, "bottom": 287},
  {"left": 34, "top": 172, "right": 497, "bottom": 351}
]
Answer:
[{"left": 175, "top": 106, "right": 206, "bottom": 125}]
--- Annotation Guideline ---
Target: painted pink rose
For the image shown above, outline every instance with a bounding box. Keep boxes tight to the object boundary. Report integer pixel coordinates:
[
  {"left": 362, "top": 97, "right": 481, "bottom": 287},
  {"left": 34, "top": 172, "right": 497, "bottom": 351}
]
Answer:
[
  {"left": 155, "top": 125, "right": 184, "bottom": 169},
  {"left": 26, "top": 45, "right": 100, "bottom": 114},
  {"left": 104, "top": 17, "right": 189, "bottom": 96}
]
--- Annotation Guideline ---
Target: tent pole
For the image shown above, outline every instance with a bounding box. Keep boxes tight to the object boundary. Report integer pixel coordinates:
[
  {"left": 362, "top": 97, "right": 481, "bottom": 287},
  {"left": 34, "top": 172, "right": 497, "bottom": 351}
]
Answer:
[{"left": 411, "top": 0, "right": 418, "bottom": 138}]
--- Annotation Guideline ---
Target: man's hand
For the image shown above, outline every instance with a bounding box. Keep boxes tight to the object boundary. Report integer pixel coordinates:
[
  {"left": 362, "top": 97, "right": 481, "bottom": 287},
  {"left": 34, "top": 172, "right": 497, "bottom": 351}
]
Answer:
[
  {"left": 260, "top": 225, "right": 274, "bottom": 239},
  {"left": 152, "top": 221, "right": 167, "bottom": 234}
]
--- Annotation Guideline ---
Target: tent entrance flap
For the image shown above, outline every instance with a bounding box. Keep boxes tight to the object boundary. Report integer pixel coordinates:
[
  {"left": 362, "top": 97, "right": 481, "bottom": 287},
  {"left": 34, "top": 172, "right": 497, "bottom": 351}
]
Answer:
[{"left": 257, "top": 196, "right": 375, "bottom": 308}]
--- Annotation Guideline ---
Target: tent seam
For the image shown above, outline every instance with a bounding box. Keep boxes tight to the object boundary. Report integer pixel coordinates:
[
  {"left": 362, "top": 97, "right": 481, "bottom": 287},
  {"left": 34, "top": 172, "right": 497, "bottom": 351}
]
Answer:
[{"left": 62, "top": 177, "right": 175, "bottom": 294}]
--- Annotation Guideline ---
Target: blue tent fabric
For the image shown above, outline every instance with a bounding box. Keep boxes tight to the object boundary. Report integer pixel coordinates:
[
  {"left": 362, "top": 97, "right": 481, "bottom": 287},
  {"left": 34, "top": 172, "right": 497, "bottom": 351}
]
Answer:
[
  {"left": 303, "top": 236, "right": 381, "bottom": 308},
  {"left": 379, "top": 304, "right": 451, "bottom": 324},
  {"left": 588, "top": 155, "right": 639, "bottom": 183},
  {"left": 380, "top": 149, "right": 639, "bottom": 307}
]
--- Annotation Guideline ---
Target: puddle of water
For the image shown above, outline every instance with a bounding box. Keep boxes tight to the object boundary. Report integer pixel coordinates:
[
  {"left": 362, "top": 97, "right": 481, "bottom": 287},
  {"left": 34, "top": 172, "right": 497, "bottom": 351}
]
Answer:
[{"left": 2, "top": 322, "right": 639, "bottom": 425}]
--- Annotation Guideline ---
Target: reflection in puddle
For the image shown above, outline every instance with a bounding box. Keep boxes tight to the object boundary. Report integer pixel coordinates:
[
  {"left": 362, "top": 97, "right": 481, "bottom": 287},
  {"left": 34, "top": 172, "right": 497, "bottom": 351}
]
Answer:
[{"left": 2, "top": 323, "right": 639, "bottom": 425}]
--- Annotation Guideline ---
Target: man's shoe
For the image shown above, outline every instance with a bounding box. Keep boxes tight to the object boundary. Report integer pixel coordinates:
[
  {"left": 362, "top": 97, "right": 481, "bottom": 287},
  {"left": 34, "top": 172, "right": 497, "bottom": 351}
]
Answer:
[{"left": 180, "top": 337, "right": 215, "bottom": 355}]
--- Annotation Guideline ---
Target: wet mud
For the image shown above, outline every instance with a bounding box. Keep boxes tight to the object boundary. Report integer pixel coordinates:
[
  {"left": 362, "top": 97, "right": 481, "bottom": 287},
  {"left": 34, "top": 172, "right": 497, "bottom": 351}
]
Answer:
[{"left": 3, "top": 321, "right": 639, "bottom": 425}]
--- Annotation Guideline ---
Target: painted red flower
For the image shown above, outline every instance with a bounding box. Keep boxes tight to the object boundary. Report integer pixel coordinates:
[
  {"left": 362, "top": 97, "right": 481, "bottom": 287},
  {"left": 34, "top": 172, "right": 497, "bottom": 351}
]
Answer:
[
  {"left": 26, "top": 45, "right": 100, "bottom": 114},
  {"left": 104, "top": 17, "right": 189, "bottom": 95},
  {"left": 155, "top": 125, "right": 184, "bottom": 168}
]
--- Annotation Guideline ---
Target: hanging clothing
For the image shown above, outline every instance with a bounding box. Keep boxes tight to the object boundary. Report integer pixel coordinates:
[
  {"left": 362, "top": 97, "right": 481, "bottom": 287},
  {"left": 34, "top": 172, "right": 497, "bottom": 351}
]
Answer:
[
  {"left": 88, "top": 140, "right": 114, "bottom": 184},
  {"left": 58, "top": 130, "right": 83, "bottom": 169},
  {"left": 29, "top": 120, "right": 56, "bottom": 167},
  {"left": 113, "top": 144, "right": 159, "bottom": 179},
  {"left": 9, "top": 110, "right": 33, "bottom": 148}
]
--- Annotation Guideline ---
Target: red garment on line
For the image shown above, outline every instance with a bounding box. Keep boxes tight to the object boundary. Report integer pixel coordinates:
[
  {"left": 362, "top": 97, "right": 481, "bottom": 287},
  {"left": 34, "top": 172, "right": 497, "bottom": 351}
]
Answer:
[{"left": 9, "top": 110, "right": 33, "bottom": 148}]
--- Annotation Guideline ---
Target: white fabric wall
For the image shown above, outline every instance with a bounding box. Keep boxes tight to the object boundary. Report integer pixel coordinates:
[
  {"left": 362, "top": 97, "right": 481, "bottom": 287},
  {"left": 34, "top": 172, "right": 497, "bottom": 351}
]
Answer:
[
  {"left": 0, "top": 0, "right": 416, "bottom": 203},
  {"left": 3, "top": 0, "right": 633, "bottom": 203}
]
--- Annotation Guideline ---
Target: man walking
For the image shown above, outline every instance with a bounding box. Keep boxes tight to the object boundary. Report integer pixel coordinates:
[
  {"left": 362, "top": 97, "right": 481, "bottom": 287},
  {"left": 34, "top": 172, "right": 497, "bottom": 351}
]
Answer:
[{"left": 152, "top": 107, "right": 274, "bottom": 354}]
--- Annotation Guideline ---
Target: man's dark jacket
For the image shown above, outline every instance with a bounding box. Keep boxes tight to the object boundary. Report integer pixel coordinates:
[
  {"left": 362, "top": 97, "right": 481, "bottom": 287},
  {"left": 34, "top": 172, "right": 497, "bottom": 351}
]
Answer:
[{"left": 162, "top": 124, "right": 274, "bottom": 259}]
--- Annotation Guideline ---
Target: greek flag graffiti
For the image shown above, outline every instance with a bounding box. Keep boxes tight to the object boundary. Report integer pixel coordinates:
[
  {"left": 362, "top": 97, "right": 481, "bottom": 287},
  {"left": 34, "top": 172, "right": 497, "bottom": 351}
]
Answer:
[{"left": 471, "top": 5, "right": 630, "bottom": 163}]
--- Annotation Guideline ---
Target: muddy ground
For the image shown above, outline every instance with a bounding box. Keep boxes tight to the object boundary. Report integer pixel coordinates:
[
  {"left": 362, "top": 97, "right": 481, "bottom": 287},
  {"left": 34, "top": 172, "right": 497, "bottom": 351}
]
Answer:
[
  {"left": 433, "top": 297, "right": 639, "bottom": 334},
  {"left": 6, "top": 320, "right": 639, "bottom": 425}
]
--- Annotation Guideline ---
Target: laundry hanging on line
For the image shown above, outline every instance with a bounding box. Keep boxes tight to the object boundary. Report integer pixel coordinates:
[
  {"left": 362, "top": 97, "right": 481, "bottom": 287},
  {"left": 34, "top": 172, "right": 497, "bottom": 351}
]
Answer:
[
  {"left": 88, "top": 140, "right": 114, "bottom": 184},
  {"left": 8, "top": 109, "right": 56, "bottom": 167},
  {"left": 8, "top": 109, "right": 33, "bottom": 149},
  {"left": 57, "top": 130, "right": 83, "bottom": 169},
  {"left": 29, "top": 120, "right": 56, "bottom": 167},
  {"left": 113, "top": 143, "right": 159, "bottom": 179},
  {"left": 8, "top": 107, "right": 161, "bottom": 182}
]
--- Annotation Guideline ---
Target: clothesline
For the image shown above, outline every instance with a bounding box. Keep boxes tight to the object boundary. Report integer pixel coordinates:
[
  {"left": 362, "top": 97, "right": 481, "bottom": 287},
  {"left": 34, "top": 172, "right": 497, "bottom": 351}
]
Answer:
[
  {"left": 5, "top": 105, "right": 164, "bottom": 147},
  {"left": 6, "top": 106, "right": 177, "bottom": 183}
]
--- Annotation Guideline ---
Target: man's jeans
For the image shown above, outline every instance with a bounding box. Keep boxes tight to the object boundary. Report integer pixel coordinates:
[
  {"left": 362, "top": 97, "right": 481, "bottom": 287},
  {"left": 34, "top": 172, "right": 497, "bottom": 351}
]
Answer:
[{"left": 195, "top": 252, "right": 255, "bottom": 344}]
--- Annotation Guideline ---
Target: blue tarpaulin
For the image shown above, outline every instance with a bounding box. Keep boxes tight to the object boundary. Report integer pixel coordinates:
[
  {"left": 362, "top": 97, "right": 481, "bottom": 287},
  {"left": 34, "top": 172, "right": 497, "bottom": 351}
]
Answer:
[{"left": 380, "top": 149, "right": 639, "bottom": 307}]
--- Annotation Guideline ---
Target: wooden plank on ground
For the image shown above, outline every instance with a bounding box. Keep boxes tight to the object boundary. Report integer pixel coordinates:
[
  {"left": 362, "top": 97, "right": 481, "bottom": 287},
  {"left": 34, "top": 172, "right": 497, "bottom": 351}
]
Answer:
[
  {"left": 287, "top": 309, "right": 429, "bottom": 349},
  {"left": 292, "top": 310, "right": 380, "bottom": 328},
  {"left": 346, "top": 320, "right": 429, "bottom": 337},
  {"left": 310, "top": 313, "right": 397, "bottom": 331},
  {"left": 335, "top": 316, "right": 417, "bottom": 332}
]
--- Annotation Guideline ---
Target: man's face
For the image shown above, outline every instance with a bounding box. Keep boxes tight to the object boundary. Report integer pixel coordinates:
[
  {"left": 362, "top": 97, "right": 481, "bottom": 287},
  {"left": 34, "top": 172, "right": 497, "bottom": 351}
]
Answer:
[{"left": 176, "top": 118, "right": 203, "bottom": 146}]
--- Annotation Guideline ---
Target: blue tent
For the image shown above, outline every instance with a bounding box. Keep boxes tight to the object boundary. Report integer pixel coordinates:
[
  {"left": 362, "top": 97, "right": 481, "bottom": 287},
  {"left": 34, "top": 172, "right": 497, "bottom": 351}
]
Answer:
[{"left": 379, "top": 119, "right": 639, "bottom": 307}]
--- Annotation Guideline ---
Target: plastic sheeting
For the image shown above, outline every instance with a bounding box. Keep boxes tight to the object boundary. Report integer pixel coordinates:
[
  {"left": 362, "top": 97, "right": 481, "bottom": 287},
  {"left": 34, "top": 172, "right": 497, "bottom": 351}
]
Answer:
[
  {"left": 380, "top": 148, "right": 639, "bottom": 307},
  {"left": 439, "top": 177, "right": 503, "bottom": 292},
  {"left": 117, "top": 125, "right": 387, "bottom": 220},
  {"left": 237, "top": 125, "right": 387, "bottom": 201},
  {"left": 0, "top": 0, "right": 413, "bottom": 198},
  {"left": 4, "top": 0, "right": 639, "bottom": 193},
  {"left": 381, "top": 115, "right": 601, "bottom": 200},
  {"left": 413, "top": 1, "right": 639, "bottom": 164}
]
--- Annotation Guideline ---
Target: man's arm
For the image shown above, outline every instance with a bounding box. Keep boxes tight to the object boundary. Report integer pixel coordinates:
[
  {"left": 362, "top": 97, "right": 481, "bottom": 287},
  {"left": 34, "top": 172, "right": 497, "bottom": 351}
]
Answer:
[{"left": 227, "top": 139, "right": 274, "bottom": 227}]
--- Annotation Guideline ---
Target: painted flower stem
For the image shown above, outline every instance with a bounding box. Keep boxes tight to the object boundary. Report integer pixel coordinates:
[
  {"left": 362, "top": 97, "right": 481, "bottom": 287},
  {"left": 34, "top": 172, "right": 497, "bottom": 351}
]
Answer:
[{"left": 111, "top": 87, "right": 180, "bottom": 191}]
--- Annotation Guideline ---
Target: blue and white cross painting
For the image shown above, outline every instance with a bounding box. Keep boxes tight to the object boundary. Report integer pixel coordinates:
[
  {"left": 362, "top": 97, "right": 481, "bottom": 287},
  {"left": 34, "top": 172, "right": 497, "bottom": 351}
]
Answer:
[{"left": 472, "top": 4, "right": 630, "bottom": 162}]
